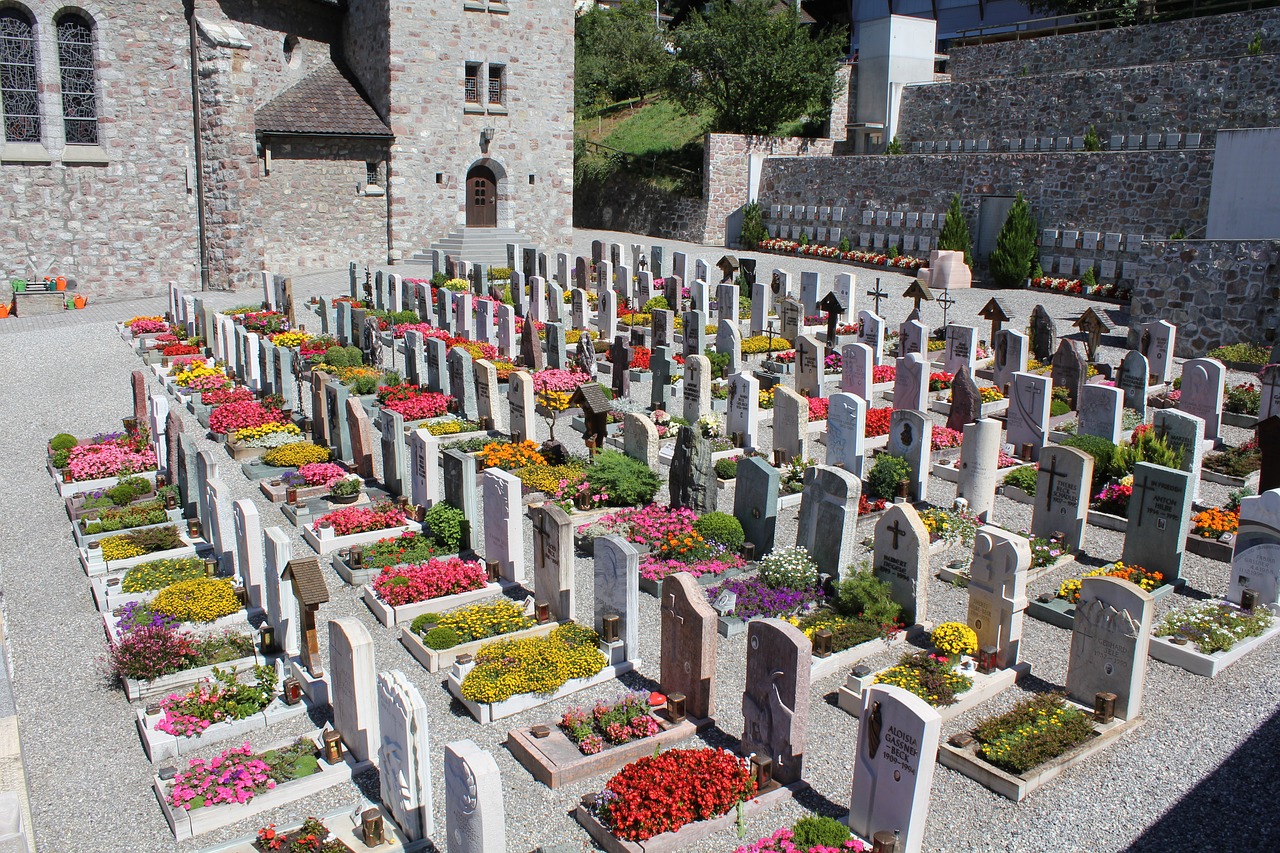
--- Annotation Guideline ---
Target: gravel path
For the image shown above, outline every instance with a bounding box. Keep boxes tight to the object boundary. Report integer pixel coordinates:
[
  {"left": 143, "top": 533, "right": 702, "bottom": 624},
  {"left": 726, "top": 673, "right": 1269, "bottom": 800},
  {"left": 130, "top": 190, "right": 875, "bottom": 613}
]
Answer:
[{"left": 0, "top": 234, "right": 1276, "bottom": 853}]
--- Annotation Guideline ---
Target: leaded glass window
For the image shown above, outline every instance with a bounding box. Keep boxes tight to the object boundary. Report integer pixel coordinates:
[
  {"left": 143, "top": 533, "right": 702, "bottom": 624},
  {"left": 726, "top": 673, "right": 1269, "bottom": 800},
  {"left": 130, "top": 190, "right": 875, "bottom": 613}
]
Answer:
[
  {"left": 56, "top": 14, "right": 98, "bottom": 145},
  {"left": 0, "top": 10, "right": 40, "bottom": 143}
]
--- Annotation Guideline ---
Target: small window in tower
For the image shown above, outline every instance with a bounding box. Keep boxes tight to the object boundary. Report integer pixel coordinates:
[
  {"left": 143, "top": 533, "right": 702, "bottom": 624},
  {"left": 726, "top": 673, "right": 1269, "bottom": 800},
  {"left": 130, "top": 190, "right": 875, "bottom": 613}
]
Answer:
[
  {"left": 487, "top": 64, "right": 505, "bottom": 106},
  {"left": 436, "top": 172, "right": 444, "bottom": 184},
  {"left": 366, "top": 161, "right": 381, "bottom": 187},
  {"left": 283, "top": 34, "right": 301, "bottom": 69},
  {"left": 464, "top": 63, "right": 481, "bottom": 104}
]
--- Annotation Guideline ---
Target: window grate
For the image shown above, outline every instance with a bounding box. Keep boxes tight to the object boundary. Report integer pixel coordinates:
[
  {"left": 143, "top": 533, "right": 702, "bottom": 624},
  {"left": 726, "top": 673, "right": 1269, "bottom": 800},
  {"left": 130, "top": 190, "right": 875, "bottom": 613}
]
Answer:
[
  {"left": 57, "top": 15, "right": 99, "bottom": 145},
  {"left": 487, "top": 66, "right": 504, "bottom": 105},
  {"left": 464, "top": 65, "right": 480, "bottom": 104}
]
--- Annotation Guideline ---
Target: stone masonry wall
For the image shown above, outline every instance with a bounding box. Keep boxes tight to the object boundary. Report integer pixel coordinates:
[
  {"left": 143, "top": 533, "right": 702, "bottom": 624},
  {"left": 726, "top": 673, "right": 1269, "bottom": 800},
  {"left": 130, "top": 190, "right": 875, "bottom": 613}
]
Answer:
[
  {"left": 704, "top": 133, "right": 835, "bottom": 246},
  {"left": 0, "top": 1, "right": 199, "bottom": 299},
  {"left": 258, "top": 138, "right": 390, "bottom": 274},
  {"left": 757, "top": 150, "right": 1213, "bottom": 240},
  {"left": 898, "top": 54, "right": 1280, "bottom": 144},
  {"left": 1132, "top": 240, "right": 1280, "bottom": 356},
  {"left": 380, "top": 2, "right": 574, "bottom": 258},
  {"left": 342, "top": 0, "right": 390, "bottom": 123},
  {"left": 948, "top": 8, "right": 1280, "bottom": 80},
  {"left": 205, "top": 0, "right": 340, "bottom": 107},
  {"left": 573, "top": 174, "right": 708, "bottom": 244}
]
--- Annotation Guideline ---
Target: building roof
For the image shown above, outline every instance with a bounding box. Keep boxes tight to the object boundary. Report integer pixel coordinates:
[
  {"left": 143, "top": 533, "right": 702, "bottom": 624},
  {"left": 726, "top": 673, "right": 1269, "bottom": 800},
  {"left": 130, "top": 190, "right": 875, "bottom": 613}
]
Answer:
[
  {"left": 255, "top": 64, "right": 392, "bottom": 138},
  {"left": 283, "top": 557, "right": 330, "bottom": 606}
]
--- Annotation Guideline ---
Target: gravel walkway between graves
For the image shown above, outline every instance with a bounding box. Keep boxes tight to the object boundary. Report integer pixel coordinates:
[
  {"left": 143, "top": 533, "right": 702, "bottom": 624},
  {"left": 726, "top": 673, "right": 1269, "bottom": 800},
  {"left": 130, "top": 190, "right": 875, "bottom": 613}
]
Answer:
[{"left": 0, "top": 232, "right": 1276, "bottom": 853}]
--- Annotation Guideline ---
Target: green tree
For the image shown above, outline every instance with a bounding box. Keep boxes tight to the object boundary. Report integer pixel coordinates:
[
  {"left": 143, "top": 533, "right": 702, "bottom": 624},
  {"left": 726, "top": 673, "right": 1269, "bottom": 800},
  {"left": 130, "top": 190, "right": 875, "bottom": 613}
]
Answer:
[
  {"left": 938, "top": 193, "right": 973, "bottom": 268},
  {"left": 576, "top": 1, "right": 673, "bottom": 112},
  {"left": 739, "top": 201, "right": 767, "bottom": 248},
  {"left": 987, "top": 193, "right": 1038, "bottom": 288},
  {"left": 665, "top": 0, "right": 847, "bottom": 136}
]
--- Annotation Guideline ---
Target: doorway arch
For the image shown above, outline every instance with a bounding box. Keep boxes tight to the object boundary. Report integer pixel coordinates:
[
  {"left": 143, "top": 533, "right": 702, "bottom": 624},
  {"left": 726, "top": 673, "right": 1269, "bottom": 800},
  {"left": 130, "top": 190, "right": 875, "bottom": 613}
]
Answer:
[{"left": 466, "top": 164, "right": 498, "bottom": 227}]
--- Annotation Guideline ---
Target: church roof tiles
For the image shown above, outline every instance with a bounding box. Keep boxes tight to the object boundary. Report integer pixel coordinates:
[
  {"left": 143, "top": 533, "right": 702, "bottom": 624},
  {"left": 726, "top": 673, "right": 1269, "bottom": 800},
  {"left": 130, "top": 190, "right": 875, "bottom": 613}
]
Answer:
[{"left": 256, "top": 64, "right": 392, "bottom": 138}]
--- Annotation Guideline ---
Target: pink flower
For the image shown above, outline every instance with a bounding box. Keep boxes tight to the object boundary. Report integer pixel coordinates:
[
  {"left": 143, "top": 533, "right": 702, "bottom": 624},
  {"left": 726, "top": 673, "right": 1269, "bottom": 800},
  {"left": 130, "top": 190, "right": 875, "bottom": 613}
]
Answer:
[
  {"left": 371, "top": 557, "right": 487, "bottom": 606},
  {"left": 313, "top": 502, "right": 407, "bottom": 536}
]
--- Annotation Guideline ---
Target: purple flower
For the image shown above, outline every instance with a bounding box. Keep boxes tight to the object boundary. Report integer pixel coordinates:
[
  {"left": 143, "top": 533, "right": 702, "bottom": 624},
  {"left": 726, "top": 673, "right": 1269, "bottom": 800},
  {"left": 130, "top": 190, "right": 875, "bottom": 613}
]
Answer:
[{"left": 706, "top": 577, "right": 821, "bottom": 620}]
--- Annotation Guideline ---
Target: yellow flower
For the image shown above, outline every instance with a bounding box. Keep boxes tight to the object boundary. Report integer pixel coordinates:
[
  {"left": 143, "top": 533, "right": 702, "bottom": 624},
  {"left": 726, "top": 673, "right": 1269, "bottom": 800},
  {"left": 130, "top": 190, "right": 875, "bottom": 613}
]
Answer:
[{"left": 262, "top": 442, "right": 332, "bottom": 467}]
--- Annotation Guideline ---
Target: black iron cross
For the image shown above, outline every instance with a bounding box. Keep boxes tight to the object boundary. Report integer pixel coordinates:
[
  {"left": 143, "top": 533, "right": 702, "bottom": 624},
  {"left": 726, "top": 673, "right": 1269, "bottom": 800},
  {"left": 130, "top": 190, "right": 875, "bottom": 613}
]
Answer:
[
  {"left": 866, "top": 278, "right": 887, "bottom": 316},
  {"left": 818, "top": 292, "right": 845, "bottom": 354},
  {"left": 887, "top": 519, "right": 906, "bottom": 549},
  {"left": 938, "top": 288, "right": 956, "bottom": 328},
  {"left": 1041, "top": 456, "right": 1067, "bottom": 512},
  {"left": 1130, "top": 474, "right": 1153, "bottom": 526}
]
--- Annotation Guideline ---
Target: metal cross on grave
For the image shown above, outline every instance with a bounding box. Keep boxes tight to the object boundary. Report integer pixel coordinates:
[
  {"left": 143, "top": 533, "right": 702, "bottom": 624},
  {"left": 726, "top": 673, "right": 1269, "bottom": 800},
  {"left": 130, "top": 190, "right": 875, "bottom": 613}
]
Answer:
[
  {"left": 1041, "top": 455, "right": 1066, "bottom": 512},
  {"left": 888, "top": 519, "right": 906, "bottom": 550},
  {"left": 817, "top": 291, "right": 846, "bottom": 354},
  {"left": 938, "top": 288, "right": 956, "bottom": 328},
  {"left": 866, "top": 277, "right": 887, "bottom": 315}
]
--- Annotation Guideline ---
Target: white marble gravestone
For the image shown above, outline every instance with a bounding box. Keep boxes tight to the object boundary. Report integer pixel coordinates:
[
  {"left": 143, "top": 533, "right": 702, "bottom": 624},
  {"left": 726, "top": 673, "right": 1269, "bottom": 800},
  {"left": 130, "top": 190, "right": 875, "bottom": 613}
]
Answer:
[
  {"left": 378, "top": 670, "right": 434, "bottom": 840},
  {"left": 594, "top": 535, "right": 640, "bottom": 665},
  {"left": 444, "top": 739, "right": 506, "bottom": 853},
  {"left": 956, "top": 418, "right": 1001, "bottom": 522},
  {"left": 1229, "top": 488, "right": 1280, "bottom": 606},
  {"left": 232, "top": 499, "right": 265, "bottom": 611},
  {"left": 482, "top": 468, "right": 525, "bottom": 584},
  {"left": 967, "top": 527, "right": 1030, "bottom": 669},
  {"left": 1065, "top": 576, "right": 1154, "bottom": 721},
  {"left": 329, "top": 617, "right": 379, "bottom": 764}
]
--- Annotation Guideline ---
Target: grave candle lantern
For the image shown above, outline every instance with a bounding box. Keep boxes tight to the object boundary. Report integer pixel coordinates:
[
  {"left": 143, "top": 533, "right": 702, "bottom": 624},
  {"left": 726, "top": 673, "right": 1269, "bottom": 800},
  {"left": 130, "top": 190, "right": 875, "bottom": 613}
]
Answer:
[
  {"left": 741, "top": 542, "right": 756, "bottom": 561},
  {"left": 666, "top": 692, "right": 686, "bottom": 722},
  {"left": 897, "top": 478, "right": 910, "bottom": 500},
  {"left": 350, "top": 546, "right": 364, "bottom": 568},
  {"left": 535, "top": 601, "right": 550, "bottom": 623},
  {"left": 813, "top": 629, "right": 834, "bottom": 657},
  {"left": 1241, "top": 588, "right": 1258, "bottom": 611},
  {"left": 601, "top": 614, "right": 620, "bottom": 643},
  {"left": 1094, "top": 691, "right": 1116, "bottom": 723},
  {"left": 203, "top": 558, "right": 217, "bottom": 577},
  {"left": 872, "top": 830, "right": 899, "bottom": 853},
  {"left": 360, "top": 809, "right": 384, "bottom": 847},
  {"left": 286, "top": 487, "right": 298, "bottom": 504},
  {"left": 531, "top": 724, "right": 551, "bottom": 739},
  {"left": 322, "top": 730, "right": 343, "bottom": 764},
  {"left": 259, "top": 625, "right": 277, "bottom": 654},
  {"left": 978, "top": 646, "right": 998, "bottom": 674},
  {"left": 750, "top": 754, "right": 773, "bottom": 790},
  {"left": 486, "top": 560, "right": 500, "bottom": 583},
  {"left": 164, "top": 492, "right": 177, "bottom": 510},
  {"left": 282, "top": 676, "right": 303, "bottom": 705}
]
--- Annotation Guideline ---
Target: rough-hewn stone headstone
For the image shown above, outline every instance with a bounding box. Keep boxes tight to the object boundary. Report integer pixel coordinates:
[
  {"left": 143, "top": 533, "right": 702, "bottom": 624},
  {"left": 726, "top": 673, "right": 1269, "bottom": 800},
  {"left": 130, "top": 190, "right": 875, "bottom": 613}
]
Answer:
[
  {"left": 946, "top": 364, "right": 982, "bottom": 431},
  {"left": 669, "top": 425, "right": 717, "bottom": 514},
  {"left": 1030, "top": 305, "right": 1056, "bottom": 362},
  {"left": 741, "top": 618, "right": 810, "bottom": 786},
  {"left": 660, "top": 572, "right": 718, "bottom": 720}
]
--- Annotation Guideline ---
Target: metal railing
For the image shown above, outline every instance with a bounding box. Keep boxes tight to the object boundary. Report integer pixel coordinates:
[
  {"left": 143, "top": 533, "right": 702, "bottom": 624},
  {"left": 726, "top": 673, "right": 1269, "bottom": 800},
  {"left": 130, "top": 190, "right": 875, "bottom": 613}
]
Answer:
[{"left": 952, "top": 0, "right": 1277, "bottom": 45}]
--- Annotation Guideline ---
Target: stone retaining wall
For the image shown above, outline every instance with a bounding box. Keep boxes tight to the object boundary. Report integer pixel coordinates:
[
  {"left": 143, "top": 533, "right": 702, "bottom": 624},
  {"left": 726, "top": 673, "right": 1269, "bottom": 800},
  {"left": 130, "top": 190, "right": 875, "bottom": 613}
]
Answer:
[
  {"left": 1131, "top": 240, "right": 1280, "bottom": 356},
  {"left": 947, "top": 8, "right": 1280, "bottom": 80},
  {"left": 572, "top": 175, "right": 708, "bottom": 244}
]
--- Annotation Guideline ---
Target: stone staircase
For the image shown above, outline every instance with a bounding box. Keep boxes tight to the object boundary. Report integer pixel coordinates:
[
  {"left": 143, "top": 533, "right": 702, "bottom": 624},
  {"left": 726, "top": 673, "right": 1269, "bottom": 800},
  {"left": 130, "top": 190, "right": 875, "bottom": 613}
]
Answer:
[{"left": 414, "top": 226, "right": 531, "bottom": 269}]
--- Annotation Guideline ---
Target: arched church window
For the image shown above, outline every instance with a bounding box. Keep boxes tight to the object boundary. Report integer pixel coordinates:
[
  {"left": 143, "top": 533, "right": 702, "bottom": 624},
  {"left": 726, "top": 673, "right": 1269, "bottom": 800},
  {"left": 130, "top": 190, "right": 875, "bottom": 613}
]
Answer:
[
  {"left": 56, "top": 13, "right": 98, "bottom": 145},
  {"left": 0, "top": 9, "right": 41, "bottom": 143}
]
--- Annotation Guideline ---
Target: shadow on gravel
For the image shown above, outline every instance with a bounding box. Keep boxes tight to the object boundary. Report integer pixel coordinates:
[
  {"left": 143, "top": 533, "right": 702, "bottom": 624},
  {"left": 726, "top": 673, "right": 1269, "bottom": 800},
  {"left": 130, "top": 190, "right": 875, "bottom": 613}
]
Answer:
[{"left": 1124, "top": 705, "right": 1280, "bottom": 852}]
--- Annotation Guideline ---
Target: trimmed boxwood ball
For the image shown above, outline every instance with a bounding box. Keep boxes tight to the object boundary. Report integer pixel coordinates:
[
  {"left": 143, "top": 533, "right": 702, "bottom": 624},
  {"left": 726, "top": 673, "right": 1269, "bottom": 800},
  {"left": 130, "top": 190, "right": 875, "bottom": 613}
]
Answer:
[
  {"left": 791, "top": 816, "right": 851, "bottom": 849},
  {"left": 423, "top": 503, "right": 466, "bottom": 553},
  {"left": 423, "top": 626, "right": 461, "bottom": 650},
  {"left": 866, "top": 453, "right": 912, "bottom": 500},
  {"left": 693, "top": 511, "right": 744, "bottom": 552},
  {"left": 713, "top": 457, "right": 738, "bottom": 480},
  {"left": 49, "top": 433, "right": 78, "bottom": 452}
]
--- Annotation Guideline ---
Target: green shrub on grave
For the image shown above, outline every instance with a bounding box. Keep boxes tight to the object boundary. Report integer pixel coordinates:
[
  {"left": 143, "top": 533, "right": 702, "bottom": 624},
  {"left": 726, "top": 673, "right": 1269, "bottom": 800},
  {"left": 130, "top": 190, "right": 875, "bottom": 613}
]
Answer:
[
  {"left": 866, "top": 453, "right": 912, "bottom": 500},
  {"left": 1002, "top": 464, "right": 1038, "bottom": 496},
  {"left": 50, "top": 433, "right": 78, "bottom": 452},
  {"left": 584, "top": 450, "right": 661, "bottom": 507},
  {"left": 693, "top": 511, "right": 744, "bottom": 552},
  {"left": 423, "top": 626, "right": 461, "bottom": 650},
  {"left": 423, "top": 503, "right": 466, "bottom": 553},
  {"left": 713, "top": 457, "right": 738, "bottom": 480},
  {"left": 791, "top": 816, "right": 852, "bottom": 849}
]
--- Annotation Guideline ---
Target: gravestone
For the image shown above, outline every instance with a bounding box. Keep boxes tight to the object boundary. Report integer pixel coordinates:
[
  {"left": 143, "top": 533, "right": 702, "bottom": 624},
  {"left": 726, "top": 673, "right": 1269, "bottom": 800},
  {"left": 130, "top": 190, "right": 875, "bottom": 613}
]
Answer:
[
  {"left": 734, "top": 457, "right": 780, "bottom": 555},
  {"left": 1066, "top": 576, "right": 1153, "bottom": 721},
  {"left": 1051, "top": 339, "right": 1087, "bottom": 411},
  {"left": 849, "top": 684, "right": 941, "bottom": 853},
  {"left": 726, "top": 371, "right": 760, "bottom": 451},
  {"left": 749, "top": 282, "right": 771, "bottom": 336},
  {"left": 1260, "top": 364, "right": 1280, "bottom": 422},
  {"left": 233, "top": 500, "right": 265, "bottom": 611},
  {"left": 426, "top": 337, "right": 450, "bottom": 395},
  {"left": 893, "top": 353, "right": 929, "bottom": 411},
  {"left": 408, "top": 428, "right": 440, "bottom": 509},
  {"left": 944, "top": 325, "right": 977, "bottom": 375},
  {"left": 874, "top": 504, "right": 929, "bottom": 623},
  {"left": 329, "top": 617, "right": 379, "bottom": 764},
  {"left": 519, "top": 316, "right": 544, "bottom": 371},
  {"left": 716, "top": 283, "right": 738, "bottom": 328},
  {"left": 378, "top": 408, "right": 408, "bottom": 498},
  {"left": 825, "top": 392, "right": 866, "bottom": 478},
  {"left": 594, "top": 535, "right": 640, "bottom": 664},
  {"left": 946, "top": 364, "right": 982, "bottom": 431},
  {"left": 442, "top": 448, "right": 478, "bottom": 552},
  {"left": 543, "top": 323, "right": 566, "bottom": 371},
  {"left": 888, "top": 409, "right": 930, "bottom": 503},
  {"left": 528, "top": 277, "right": 546, "bottom": 323},
  {"left": 507, "top": 370, "right": 536, "bottom": 444},
  {"left": 147, "top": 393, "right": 170, "bottom": 472},
  {"left": 660, "top": 572, "right": 718, "bottom": 720},
  {"left": 833, "top": 273, "right": 854, "bottom": 322},
  {"left": 651, "top": 346, "right": 676, "bottom": 411},
  {"left": 1032, "top": 445, "right": 1094, "bottom": 552},
  {"left": 576, "top": 333, "right": 598, "bottom": 380},
  {"left": 1230, "top": 488, "right": 1280, "bottom": 605},
  {"left": 1030, "top": 305, "right": 1057, "bottom": 363},
  {"left": 858, "top": 310, "right": 885, "bottom": 363},
  {"left": 899, "top": 317, "right": 926, "bottom": 358},
  {"left": 1007, "top": 372, "right": 1051, "bottom": 461},
  {"left": 841, "top": 342, "right": 873, "bottom": 399},
  {"left": 609, "top": 334, "right": 630, "bottom": 398},
  {"left": 716, "top": 319, "right": 743, "bottom": 375},
  {"left": 448, "top": 347, "right": 478, "bottom": 422},
  {"left": 1263, "top": 416, "right": 1280, "bottom": 492},
  {"left": 497, "top": 304, "right": 516, "bottom": 358},
  {"left": 682, "top": 309, "right": 707, "bottom": 359},
  {"left": 377, "top": 670, "right": 434, "bottom": 841},
  {"left": 530, "top": 503, "right": 575, "bottom": 622},
  {"left": 967, "top": 527, "right": 1030, "bottom": 669},
  {"left": 956, "top": 418, "right": 1001, "bottom": 522},
  {"left": 454, "top": 292, "right": 475, "bottom": 340},
  {"left": 741, "top": 618, "right": 810, "bottom": 786},
  {"left": 670, "top": 426, "right": 718, "bottom": 514},
  {"left": 130, "top": 370, "right": 147, "bottom": 425},
  {"left": 1139, "top": 320, "right": 1175, "bottom": 385},
  {"left": 1152, "top": 409, "right": 1205, "bottom": 502},
  {"left": 795, "top": 334, "right": 822, "bottom": 398},
  {"left": 779, "top": 298, "right": 803, "bottom": 343},
  {"left": 347, "top": 398, "right": 375, "bottom": 479},
  {"left": 690, "top": 278, "right": 709, "bottom": 314},
  {"left": 404, "top": 330, "right": 426, "bottom": 387},
  {"left": 474, "top": 359, "right": 501, "bottom": 432},
  {"left": 166, "top": 409, "right": 185, "bottom": 496},
  {"left": 205, "top": 479, "right": 234, "bottom": 574},
  {"left": 483, "top": 468, "right": 525, "bottom": 584},
  {"left": 1078, "top": 383, "right": 1123, "bottom": 444},
  {"left": 194, "top": 451, "right": 220, "bottom": 539},
  {"left": 1121, "top": 462, "right": 1193, "bottom": 584},
  {"left": 444, "top": 740, "right": 506, "bottom": 853},
  {"left": 796, "top": 465, "right": 861, "bottom": 579},
  {"left": 992, "top": 329, "right": 1028, "bottom": 394},
  {"left": 263, "top": 526, "right": 299, "bottom": 656},
  {"left": 652, "top": 309, "right": 674, "bottom": 350},
  {"left": 570, "top": 288, "right": 587, "bottom": 331},
  {"left": 622, "top": 412, "right": 659, "bottom": 470},
  {"left": 773, "top": 386, "right": 809, "bottom": 464},
  {"left": 682, "top": 354, "right": 712, "bottom": 424},
  {"left": 1178, "top": 357, "right": 1226, "bottom": 441},
  {"left": 597, "top": 289, "right": 617, "bottom": 340},
  {"left": 1118, "top": 350, "right": 1149, "bottom": 419}
]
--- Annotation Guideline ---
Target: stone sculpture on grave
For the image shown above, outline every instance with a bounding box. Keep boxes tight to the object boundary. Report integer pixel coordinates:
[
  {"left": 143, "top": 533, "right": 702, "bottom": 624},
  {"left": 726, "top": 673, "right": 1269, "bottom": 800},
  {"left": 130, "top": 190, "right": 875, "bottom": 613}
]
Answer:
[
  {"left": 1065, "top": 576, "right": 1153, "bottom": 721},
  {"left": 444, "top": 740, "right": 506, "bottom": 853},
  {"left": 849, "top": 684, "right": 941, "bottom": 853},
  {"left": 796, "top": 465, "right": 861, "bottom": 579},
  {"left": 956, "top": 418, "right": 1001, "bottom": 522},
  {"left": 670, "top": 426, "right": 718, "bottom": 514},
  {"left": 874, "top": 505, "right": 929, "bottom": 624},
  {"left": 660, "top": 572, "right": 718, "bottom": 720},
  {"left": 967, "top": 527, "right": 1030, "bottom": 669},
  {"left": 531, "top": 503, "right": 575, "bottom": 622},
  {"left": 1030, "top": 305, "right": 1056, "bottom": 363},
  {"left": 1229, "top": 487, "right": 1280, "bottom": 606},
  {"left": 329, "top": 617, "right": 379, "bottom": 764},
  {"left": 741, "top": 618, "right": 810, "bottom": 786},
  {"left": 1031, "top": 446, "right": 1094, "bottom": 552},
  {"left": 378, "top": 671, "right": 434, "bottom": 841},
  {"left": 947, "top": 365, "right": 982, "bottom": 431}
]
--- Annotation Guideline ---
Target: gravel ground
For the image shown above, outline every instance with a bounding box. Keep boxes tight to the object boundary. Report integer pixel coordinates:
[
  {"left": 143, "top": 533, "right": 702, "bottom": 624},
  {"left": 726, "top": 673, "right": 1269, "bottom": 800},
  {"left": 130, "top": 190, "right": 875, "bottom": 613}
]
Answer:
[{"left": 0, "top": 232, "right": 1276, "bottom": 853}]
